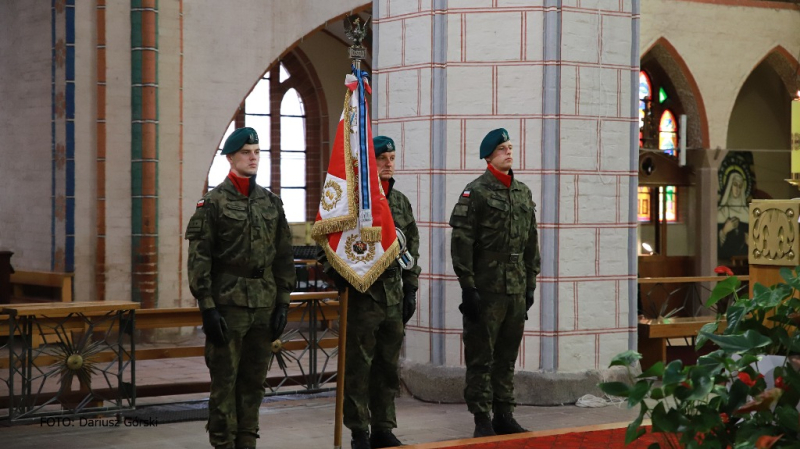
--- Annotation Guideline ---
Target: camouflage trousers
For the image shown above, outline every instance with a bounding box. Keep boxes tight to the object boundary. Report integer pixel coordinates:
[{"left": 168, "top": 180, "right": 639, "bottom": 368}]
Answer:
[
  {"left": 463, "top": 291, "right": 526, "bottom": 415},
  {"left": 343, "top": 289, "right": 405, "bottom": 432},
  {"left": 205, "top": 305, "right": 275, "bottom": 449}
]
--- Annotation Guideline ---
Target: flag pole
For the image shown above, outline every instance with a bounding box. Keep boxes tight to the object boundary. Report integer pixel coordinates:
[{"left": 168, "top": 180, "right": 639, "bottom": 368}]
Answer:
[
  {"left": 333, "top": 287, "right": 349, "bottom": 449},
  {"left": 334, "top": 16, "right": 369, "bottom": 449}
]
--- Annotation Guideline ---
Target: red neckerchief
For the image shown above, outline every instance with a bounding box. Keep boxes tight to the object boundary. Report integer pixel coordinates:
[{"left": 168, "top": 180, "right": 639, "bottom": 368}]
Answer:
[
  {"left": 227, "top": 171, "right": 250, "bottom": 197},
  {"left": 381, "top": 180, "right": 391, "bottom": 196},
  {"left": 487, "top": 163, "right": 512, "bottom": 188}
]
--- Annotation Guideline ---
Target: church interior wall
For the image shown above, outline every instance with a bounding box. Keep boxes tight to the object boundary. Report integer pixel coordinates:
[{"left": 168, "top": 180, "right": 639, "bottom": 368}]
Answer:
[
  {"left": 640, "top": 0, "right": 800, "bottom": 150},
  {"left": 727, "top": 62, "right": 794, "bottom": 201},
  {"left": 0, "top": 1, "right": 56, "bottom": 271}
]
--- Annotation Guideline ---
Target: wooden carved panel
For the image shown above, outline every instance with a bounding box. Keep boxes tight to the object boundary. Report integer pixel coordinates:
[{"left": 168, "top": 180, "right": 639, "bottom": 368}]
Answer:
[{"left": 749, "top": 200, "right": 800, "bottom": 266}]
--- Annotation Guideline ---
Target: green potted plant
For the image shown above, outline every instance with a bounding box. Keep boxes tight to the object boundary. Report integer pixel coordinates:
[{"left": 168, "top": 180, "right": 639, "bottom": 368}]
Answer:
[{"left": 600, "top": 266, "right": 800, "bottom": 448}]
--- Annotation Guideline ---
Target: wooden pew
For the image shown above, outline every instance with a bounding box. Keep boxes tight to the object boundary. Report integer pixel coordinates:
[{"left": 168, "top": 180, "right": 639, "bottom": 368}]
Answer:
[
  {"left": 638, "top": 316, "right": 727, "bottom": 371},
  {"left": 9, "top": 270, "right": 74, "bottom": 303}
]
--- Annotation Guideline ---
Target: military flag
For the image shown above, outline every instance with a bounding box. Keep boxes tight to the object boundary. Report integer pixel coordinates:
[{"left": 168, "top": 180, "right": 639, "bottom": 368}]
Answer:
[{"left": 312, "top": 67, "right": 398, "bottom": 293}]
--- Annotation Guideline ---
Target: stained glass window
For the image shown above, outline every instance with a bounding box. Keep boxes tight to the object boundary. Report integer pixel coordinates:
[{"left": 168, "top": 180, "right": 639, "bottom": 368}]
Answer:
[
  {"left": 637, "top": 186, "right": 651, "bottom": 222},
  {"left": 639, "top": 71, "right": 652, "bottom": 148},
  {"left": 660, "top": 186, "right": 677, "bottom": 222},
  {"left": 659, "top": 110, "right": 678, "bottom": 156},
  {"left": 658, "top": 87, "right": 668, "bottom": 104},
  {"left": 637, "top": 186, "right": 678, "bottom": 223}
]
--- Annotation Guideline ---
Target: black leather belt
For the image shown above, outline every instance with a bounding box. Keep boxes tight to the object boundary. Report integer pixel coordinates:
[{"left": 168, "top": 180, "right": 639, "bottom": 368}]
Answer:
[
  {"left": 213, "top": 263, "right": 265, "bottom": 279},
  {"left": 479, "top": 250, "right": 521, "bottom": 263}
]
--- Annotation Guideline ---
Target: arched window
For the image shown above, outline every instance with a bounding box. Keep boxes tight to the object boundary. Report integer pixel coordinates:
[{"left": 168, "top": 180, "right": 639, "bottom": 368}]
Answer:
[
  {"left": 659, "top": 110, "right": 678, "bottom": 156},
  {"left": 279, "top": 88, "right": 307, "bottom": 222},
  {"left": 639, "top": 69, "right": 680, "bottom": 157},
  {"left": 207, "top": 51, "right": 326, "bottom": 223},
  {"left": 639, "top": 71, "right": 652, "bottom": 148}
]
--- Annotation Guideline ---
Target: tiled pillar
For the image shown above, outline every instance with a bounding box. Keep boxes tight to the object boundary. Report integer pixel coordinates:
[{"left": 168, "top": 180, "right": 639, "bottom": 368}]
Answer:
[
  {"left": 96, "top": 0, "right": 107, "bottom": 300},
  {"left": 51, "top": 0, "right": 76, "bottom": 273},
  {"left": 131, "top": 0, "right": 158, "bottom": 308},
  {"left": 375, "top": 0, "right": 639, "bottom": 375}
]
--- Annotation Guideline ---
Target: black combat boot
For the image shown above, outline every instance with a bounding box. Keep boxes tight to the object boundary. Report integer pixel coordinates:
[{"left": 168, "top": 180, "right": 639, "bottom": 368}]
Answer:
[
  {"left": 370, "top": 429, "right": 404, "bottom": 447},
  {"left": 351, "top": 429, "right": 371, "bottom": 449},
  {"left": 492, "top": 412, "right": 528, "bottom": 435},
  {"left": 473, "top": 412, "right": 496, "bottom": 438}
]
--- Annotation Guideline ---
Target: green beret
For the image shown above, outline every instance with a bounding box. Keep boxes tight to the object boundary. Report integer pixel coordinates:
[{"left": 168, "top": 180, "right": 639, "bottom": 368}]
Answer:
[
  {"left": 479, "top": 128, "right": 510, "bottom": 159},
  {"left": 373, "top": 136, "right": 396, "bottom": 157},
  {"left": 221, "top": 127, "right": 259, "bottom": 155}
]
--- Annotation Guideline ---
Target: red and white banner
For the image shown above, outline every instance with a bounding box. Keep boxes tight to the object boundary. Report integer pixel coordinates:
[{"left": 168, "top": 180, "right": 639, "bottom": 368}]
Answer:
[{"left": 312, "top": 72, "right": 398, "bottom": 293}]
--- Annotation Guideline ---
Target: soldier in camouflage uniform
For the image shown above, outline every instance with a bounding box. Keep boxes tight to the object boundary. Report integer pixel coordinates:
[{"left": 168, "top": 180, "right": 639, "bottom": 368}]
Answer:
[
  {"left": 449, "top": 128, "right": 540, "bottom": 438},
  {"left": 186, "top": 127, "right": 296, "bottom": 449},
  {"left": 319, "top": 135, "right": 421, "bottom": 449}
]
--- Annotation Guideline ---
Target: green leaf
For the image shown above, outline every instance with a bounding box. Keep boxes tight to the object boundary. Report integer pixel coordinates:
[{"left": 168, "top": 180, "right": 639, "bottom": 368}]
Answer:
[
  {"left": 599, "top": 381, "right": 630, "bottom": 397},
  {"left": 707, "top": 276, "right": 741, "bottom": 308},
  {"left": 649, "top": 386, "right": 665, "bottom": 400},
  {"left": 686, "top": 368, "right": 714, "bottom": 401},
  {"left": 725, "top": 303, "right": 747, "bottom": 334},
  {"left": 647, "top": 444, "right": 661, "bottom": 449},
  {"left": 776, "top": 405, "right": 800, "bottom": 431},
  {"left": 650, "top": 402, "right": 677, "bottom": 433},
  {"left": 609, "top": 350, "right": 642, "bottom": 368},
  {"left": 695, "top": 321, "right": 719, "bottom": 351},
  {"left": 625, "top": 407, "right": 647, "bottom": 445},
  {"left": 780, "top": 266, "right": 795, "bottom": 284},
  {"left": 701, "top": 330, "right": 772, "bottom": 353},
  {"left": 627, "top": 380, "right": 652, "bottom": 408},
  {"left": 723, "top": 380, "right": 750, "bottom": 414},
  {"left": 639, "top": 361, "right": 664, "bottom": 378},
  {"left": 754, "top": 283, "right": 792, "bottom": 309},
  {"left": 662, "top": 359, "right": 686, "bottom": 386}
]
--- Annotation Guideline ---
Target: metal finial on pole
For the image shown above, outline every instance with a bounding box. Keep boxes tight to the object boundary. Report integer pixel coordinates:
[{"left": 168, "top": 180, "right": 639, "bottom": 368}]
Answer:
[{"left": 343, "top": 15, "right": 370, "bottom": 67}]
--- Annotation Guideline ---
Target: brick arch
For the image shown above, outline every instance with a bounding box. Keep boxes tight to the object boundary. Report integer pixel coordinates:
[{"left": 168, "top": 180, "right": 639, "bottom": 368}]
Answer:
[
  {"left": 207, "top": 3, "right": 372, "bottom": 221},
  {"left": 642, "top": 37, "right": 710, "bottom": 149},
  {"left": 734, "top": 45, "right": 799, "bottom": 101}
]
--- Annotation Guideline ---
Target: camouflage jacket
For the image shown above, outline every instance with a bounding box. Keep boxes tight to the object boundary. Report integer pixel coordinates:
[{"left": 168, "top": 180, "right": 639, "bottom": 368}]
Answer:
[
  {"left": 185, "top": 177, "right": 296, "bottom": 311},
  {"left": 319, "top": 178, "right": 421, "bottom": 305},
  {"left": 449, "top": 169, "right": 540, "bottom": 294}
]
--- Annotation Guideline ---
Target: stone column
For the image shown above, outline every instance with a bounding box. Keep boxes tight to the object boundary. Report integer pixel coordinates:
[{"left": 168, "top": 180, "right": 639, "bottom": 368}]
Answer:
[{"left": 374, "top": 0, "right": 639, "bottom": 404}]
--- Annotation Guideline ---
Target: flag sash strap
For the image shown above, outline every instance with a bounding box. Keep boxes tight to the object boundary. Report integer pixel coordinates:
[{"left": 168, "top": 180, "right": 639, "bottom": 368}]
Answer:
[{"left": 355, "top": 66, "right": 372, "bottom": 227}]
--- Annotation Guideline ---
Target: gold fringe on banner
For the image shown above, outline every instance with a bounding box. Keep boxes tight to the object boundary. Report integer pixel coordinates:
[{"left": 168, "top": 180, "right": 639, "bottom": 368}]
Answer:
[
  {"left": 318, "top": 239, "right": 400, "bottom": 293},
  {"left": 360, "top": 227, "right": 382, "bottom": 243},
  {"left": 311, "top": 90, "right": 359, "bottom": 239}
]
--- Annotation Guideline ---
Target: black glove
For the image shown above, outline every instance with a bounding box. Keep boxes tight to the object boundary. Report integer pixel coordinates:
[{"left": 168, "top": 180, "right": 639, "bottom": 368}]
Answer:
[
  {"left": 202, "top": 308, "right": 228, "bottom": 346},
  {"left": 402, "top": 284, "right": 418, "bottom": 324},
  {"left": 271, "top": 303, "right": 289, "bottom": 340},
  {"left": 459, "top": 288, "right": 481, "bottom": 322},
  {"left": 326, "top": 269, "right": 348, "bottom": 293},
  {"left": 525, "top": 288, "right": 535, "bottom": 320}
]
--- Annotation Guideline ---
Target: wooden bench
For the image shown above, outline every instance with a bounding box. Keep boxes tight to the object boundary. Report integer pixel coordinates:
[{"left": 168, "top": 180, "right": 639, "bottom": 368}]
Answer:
[
  {"left": 9, "top": 270, "right": 74, "bottom": 303},
  {"left": 0, "top": 291, "right": 341, "bottom": 403},
  {"left": 638, "top": 316, "right": 727, "bottom": 370}
]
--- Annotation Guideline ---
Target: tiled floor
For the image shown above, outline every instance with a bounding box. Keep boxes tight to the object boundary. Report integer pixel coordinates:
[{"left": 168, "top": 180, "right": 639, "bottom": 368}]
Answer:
[{"left": 3, "top": 390, "right": 639, "bottom": 449}]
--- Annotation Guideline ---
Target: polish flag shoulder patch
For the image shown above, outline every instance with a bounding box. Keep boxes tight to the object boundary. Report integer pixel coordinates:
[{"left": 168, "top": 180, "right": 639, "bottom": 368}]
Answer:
[
  {"left": 196, "top": 199, "right": 205, "bottom": 208},
  {"left": 462, "top": 190, "right": 471, "bottom": 198}
]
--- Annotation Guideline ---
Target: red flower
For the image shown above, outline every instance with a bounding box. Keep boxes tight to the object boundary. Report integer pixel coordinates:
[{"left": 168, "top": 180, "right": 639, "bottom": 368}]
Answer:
[
  {"left": 738, "top": 372, "right": 763, "bottom": 387},
  {"left": 680, "top": 381, "right": 691, "bottom": 388},
  {"left": 776, "top": 377, "right": 787, "bottom": 390},
  {"left": 714, "top": 265, "right": 734, "bottom": 276},
  {"left": 719, "top": 412, "right": 729, "bottom": 423},
  {"left": 755, "top": 434, "right": 783, "bottom": 449}
]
